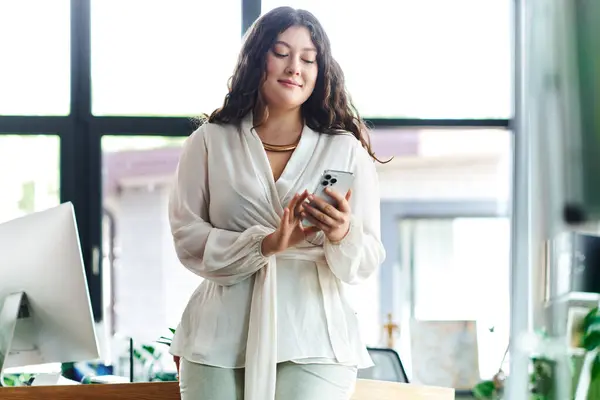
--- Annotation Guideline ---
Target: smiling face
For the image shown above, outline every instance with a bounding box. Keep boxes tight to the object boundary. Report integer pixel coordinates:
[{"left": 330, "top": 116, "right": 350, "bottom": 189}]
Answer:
[{"left": 261, "top": 25, "right": 319, "bottom": 112}]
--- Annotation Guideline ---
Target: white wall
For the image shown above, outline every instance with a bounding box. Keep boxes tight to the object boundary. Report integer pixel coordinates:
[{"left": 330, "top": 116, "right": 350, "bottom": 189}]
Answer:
[
  {"left": 105, "top": 185, "right": 200, "bottom": 346},
  {"left": 377, "top": 155, "right": 509, "bottom": 203},
  {"left": 110, "top": 187, "right": 167, "bottom": 343}
]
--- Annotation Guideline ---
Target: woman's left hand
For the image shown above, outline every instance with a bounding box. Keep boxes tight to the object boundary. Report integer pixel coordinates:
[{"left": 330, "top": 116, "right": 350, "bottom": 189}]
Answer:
[{"left": 300, "top": 188, "right": 352, "bottom": 243}]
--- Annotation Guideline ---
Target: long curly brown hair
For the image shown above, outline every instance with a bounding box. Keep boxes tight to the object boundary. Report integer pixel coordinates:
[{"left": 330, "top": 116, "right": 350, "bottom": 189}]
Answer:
[{"left": 208, "top": 6, "right": 384, "bottom": 162}]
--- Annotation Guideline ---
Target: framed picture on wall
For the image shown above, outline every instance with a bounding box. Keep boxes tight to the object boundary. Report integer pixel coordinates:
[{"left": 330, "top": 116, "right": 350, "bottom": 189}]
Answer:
[{"left": 410, "top": 320, "right": 480, "bottom": 390}]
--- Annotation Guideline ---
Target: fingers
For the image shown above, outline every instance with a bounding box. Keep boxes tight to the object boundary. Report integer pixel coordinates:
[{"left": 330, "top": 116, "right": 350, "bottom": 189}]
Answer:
[
  {"left": 301, "top": 213, "right": 329, "bottom": 232},
  {"left": 302, "top": 203, "right": 338, "bottom": 231},
  {"left": 289, "top": 192, "right": 308, "bottom": 222},
  {"left": 287, "top": 194, "right": 300, "bottom": 211},
  {"left": 323, "top": 187, "right": 351, "bottom": 213},
  {"left": 308, "top": 193, "right": 345, "bottom": 222},
  {"left": 295, "top": 190, "right": 310, "bottom": 215},
  {"left": 287, "top": 195, "right": 300, "bottom": 224},
  {"left": 282, "top": 207, "right": 290, "bottom": 226}
]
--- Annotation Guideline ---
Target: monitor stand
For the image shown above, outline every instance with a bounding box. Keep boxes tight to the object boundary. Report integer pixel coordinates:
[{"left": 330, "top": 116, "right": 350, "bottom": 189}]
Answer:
[
  {"left": 0, "top": 293, "right": 79, "bottom": 388},
  {"left": 0, "top": 292, "right": 34, "bottom": 387},
  {"left": 0, "top": 292, "right": 60, "bottom": 387}
]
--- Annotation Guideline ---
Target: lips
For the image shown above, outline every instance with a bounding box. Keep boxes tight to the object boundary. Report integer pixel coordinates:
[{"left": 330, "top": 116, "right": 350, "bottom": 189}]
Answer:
[{"left": 278, "top": 79, "right": 302, "bottom": 88}]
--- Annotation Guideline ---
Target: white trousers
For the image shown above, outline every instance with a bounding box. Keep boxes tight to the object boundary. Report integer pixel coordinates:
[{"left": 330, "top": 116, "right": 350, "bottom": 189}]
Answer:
[{"left": 179, "top": 358, "right": 357, "bottom": 400}]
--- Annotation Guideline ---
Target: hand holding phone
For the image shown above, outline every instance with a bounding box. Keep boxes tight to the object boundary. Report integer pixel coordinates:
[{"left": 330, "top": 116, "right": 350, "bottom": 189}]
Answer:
[
  {"left": 300, "top": 169, "right": 354, "bottom": 242},
  {"left": 262, "top": 192, "right": 321, "bottom": 256}
]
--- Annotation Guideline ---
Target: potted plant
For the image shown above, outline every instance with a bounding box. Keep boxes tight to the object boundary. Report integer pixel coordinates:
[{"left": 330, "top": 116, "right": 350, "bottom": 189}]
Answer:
[
  {"left": 157, "top": 328, "right": 180, "bottom": 376},
  {"left": 473, "top": 331, "right": 556, "bottom": 400},
  {"left": 473, "top": 356, "right": 555, "bottom": 400},
  {"left": 575, "top": 306, "right": 600, "bottom": 398},
  {"left": 474, "top": 306, "right": 600, "bottom": 400}
]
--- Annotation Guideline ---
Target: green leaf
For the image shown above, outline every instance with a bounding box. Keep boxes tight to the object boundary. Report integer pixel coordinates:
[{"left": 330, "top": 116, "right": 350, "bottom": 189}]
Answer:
[
  {"left": 169, "top": 327, "right": 176, "bottom": 334},
  {"left": 142, "top": 344, "right": 156, "bottom": 354},
  {"left": 583, "top": 331, "right": 600, "bottom": 351},
  {"left": 582, "top": 307, "right": 600, "bottom": 332},
  {"left": 588, "top": 371, "right": 600, "bottom": 400},
  {"left": 473, "top": 380, "right": 496, "bottom": 399},
  {"left": 132, "top": 348, "right": 147, "bottom": 362},
  {"left": 584, "top": 317, "right": 600, "bottom": 335},
  {"left": 592, "top": 353, "right": 600, "bottom": 381}
]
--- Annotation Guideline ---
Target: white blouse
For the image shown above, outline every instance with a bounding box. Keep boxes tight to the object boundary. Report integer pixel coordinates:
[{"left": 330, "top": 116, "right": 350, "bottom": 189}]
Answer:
[{"left": 168, "top": 114, "right": 386, "bottom": 400}]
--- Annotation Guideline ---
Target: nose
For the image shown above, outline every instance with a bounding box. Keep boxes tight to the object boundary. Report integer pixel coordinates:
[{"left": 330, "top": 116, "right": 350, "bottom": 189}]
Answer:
[{"left": 285, "top": 57, "right": 301, "bottom": 76}]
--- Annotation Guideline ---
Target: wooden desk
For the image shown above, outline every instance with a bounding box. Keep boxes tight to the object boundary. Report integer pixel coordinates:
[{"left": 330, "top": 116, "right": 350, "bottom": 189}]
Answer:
[
  {"left": 1, "top": 379, "right": 455, "bottom": 399},
  {"left": 353, "top": 379, "right": 454, "bottom": 399}
]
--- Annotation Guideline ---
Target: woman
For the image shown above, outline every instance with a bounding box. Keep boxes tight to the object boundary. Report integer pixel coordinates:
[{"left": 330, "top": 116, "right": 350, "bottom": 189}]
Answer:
[{"left": 168, "top": 6, "right": 386, "bottom": 400}]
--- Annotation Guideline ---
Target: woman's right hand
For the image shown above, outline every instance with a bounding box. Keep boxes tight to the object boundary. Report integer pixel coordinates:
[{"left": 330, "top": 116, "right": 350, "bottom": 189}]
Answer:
[{"left": 261, "top": 191, "right": 321, "bottom": 256}]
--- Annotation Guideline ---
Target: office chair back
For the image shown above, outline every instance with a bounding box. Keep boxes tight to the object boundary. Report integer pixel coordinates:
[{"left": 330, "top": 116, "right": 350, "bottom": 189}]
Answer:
[{"left": 357, "top": 347, "right": 409, "bottom": 383}]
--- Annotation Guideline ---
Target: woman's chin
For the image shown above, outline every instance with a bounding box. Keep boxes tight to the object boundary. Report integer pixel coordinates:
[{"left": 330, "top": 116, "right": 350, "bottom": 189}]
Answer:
[
  {"left": 276, "top": 96, "right": 307, "bottom": 110},
  {"left": 263, "top": 91, "right": 306, "bottom": 110}
]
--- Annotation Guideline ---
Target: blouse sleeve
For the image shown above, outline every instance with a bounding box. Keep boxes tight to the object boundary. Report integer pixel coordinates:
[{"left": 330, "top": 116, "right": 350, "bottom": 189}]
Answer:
[
  {"left": 168, "top": 125, "right": 274, "bottom": 286},
  {"left": 323, "top": 145, "right": 386, "bottom": 284}
]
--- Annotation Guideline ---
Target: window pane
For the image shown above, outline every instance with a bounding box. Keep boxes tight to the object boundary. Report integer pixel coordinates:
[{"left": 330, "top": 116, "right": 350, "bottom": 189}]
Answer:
[
  {"left": 0, "top": 2, "right": 70, "bottom": 116},
  {"left": 402, "top": 217, "right": 510, "bottom": 382},
  {"left": 374, "top": 128, "right": 511, "bottom": 206},
  {"left": 92, "top": 1, "right": 241, "bottom": 117},
  {"left": 261, "top": 0, "right": 511, "bottom": 119},
  {"left": 378, "top": 128, "right": 511, "bottom": 384},
  {"left": 101, "top": 135, "right": 190, "bottom": 380},
  {"left": 0, "top": 135, "right": 60, "bottom": 224},
  {"left": 0, "top": 135, "right": 61, "bottom": 377}
]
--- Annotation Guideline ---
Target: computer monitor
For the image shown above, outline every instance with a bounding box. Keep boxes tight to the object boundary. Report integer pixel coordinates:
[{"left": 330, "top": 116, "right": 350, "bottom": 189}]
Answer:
[
  {"left": 571, "top": 232, "right": 600, "bottom": 294},
  {"left": 0, "top": 202, "right": 100, "bottom": 384}
]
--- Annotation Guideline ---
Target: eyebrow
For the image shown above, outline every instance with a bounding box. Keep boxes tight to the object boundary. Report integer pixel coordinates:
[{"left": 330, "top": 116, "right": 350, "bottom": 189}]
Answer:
[{"left": 274, "top": 40, "right": 317, "bottom": 52}]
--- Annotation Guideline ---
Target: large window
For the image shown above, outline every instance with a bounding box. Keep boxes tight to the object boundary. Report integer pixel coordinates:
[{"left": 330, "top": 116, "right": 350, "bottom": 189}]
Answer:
[
  {"left": 399, "top": 217, "right": 510, "bottom": 381},
  {"left": 0, "top": 135, "right": 60, "bottom": 223},
  {"left": 101, "top": 135, "right": 192, "bottom": 376},
  {"left": 0, "top": 0, "right": 513, "bottom": 387},
  {"left": 0, "top": 2, "right": 70, "bottom": 116},
  {"left": 376, "top": 127, "right": 511, "bottom": 385},
  {"left": 262, "top": 0, "right": 511, "bottom": 119},
  {"left": 91, "top": 0, "right": 241, "bottom": 116}
]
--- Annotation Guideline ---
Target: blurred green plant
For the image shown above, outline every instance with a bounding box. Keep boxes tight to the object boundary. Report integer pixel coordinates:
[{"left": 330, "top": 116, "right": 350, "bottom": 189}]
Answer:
[
  {"left": 578, "top": 306, "right": 600, "bottom": 399},
  {"left": 474, "top": 307, "right": 600, "bottom": 400},
  {"left": 157, "top": 327, "right": 176, "bottom": 347},
  {"left": 1, "top": 372, "right": 33, "bottom": 387},
  {"left": 473, "top": 329, "right": 555, "bottom": 400},
  {"left": 129, "top": 328, "right": 178, "bottom": 382},
  {"left": 3, "top": 328, "right": 179, "bottom": 386},
  {"left": 472, "top": 357, "right": 555, "bottom": 400}
]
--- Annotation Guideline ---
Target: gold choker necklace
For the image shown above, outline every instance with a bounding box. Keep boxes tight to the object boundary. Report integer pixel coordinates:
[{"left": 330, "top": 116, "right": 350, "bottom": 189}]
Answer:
[{"left": 262, "top": 140, "right": 299, "bottom": 152}]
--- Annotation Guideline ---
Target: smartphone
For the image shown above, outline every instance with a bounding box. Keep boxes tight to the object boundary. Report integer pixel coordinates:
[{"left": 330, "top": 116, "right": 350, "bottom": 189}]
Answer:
[{"left": 302, "top": 169, "right": 355, "bottom": 227}]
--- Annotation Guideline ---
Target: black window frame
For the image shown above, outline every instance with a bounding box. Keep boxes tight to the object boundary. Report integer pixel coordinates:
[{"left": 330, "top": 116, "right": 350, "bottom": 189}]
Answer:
[{"left": 0, "top": 0, "right": 511, "bottom": 322}]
